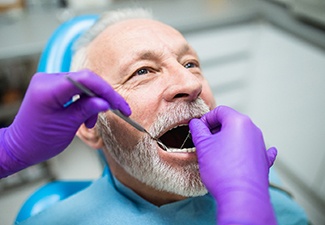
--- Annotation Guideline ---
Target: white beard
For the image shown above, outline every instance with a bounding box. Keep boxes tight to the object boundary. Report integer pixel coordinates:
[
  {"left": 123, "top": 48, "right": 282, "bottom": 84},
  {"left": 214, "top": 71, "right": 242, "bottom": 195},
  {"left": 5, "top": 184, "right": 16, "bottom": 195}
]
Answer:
[{"left": 96, "top": 98, "right": 210, "bottom": 197}]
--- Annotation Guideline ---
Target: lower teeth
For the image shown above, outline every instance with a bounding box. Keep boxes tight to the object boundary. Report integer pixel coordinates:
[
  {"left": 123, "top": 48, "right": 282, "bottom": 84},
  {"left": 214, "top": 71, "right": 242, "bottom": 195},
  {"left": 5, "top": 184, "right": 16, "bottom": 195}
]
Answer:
[{"left": 166, "top": 147, "right": 196, "bottom": 153}]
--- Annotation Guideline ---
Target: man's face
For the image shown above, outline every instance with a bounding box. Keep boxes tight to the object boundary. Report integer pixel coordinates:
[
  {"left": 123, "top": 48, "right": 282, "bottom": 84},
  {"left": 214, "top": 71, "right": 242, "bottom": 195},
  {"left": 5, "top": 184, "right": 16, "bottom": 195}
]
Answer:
[{"left": 87, "top": 19, "right": 216, "bottom": 196}]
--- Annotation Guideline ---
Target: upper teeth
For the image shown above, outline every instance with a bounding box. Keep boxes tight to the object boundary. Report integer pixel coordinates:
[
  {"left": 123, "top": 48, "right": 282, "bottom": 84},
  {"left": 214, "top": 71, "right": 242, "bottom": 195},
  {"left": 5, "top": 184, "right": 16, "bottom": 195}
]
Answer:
[
  {"left": 166, "top": 147, "right": 196, "bottom": 153},
  {"left": 165, "top": 124, "right": 187, "bottom": 132}
]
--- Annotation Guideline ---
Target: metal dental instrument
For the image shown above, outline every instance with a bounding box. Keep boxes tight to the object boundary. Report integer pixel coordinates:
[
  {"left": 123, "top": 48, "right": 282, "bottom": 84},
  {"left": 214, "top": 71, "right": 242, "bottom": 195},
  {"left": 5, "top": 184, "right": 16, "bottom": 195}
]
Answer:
[
  {"left": 179, "top": 131, "right": 191, "bottom": 149},
  {"left": 109, "top": 109, "right": 168, "bottom": 151},
  {"left": 65, "top": 75, "right": 169, "bottom": 151}
]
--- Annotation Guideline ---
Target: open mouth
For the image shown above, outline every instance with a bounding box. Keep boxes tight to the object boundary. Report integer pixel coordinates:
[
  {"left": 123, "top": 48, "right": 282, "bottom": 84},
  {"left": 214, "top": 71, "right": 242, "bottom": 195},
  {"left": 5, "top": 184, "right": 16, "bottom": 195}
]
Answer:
[{"left": 158, "top": 124, "right": 195, "bottom": 153}]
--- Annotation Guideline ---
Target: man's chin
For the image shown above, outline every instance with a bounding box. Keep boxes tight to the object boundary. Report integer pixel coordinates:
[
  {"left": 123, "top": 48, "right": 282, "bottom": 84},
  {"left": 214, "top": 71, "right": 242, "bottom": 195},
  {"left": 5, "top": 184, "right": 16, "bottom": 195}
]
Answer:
[
  {"left": 98, "top": 121, "right": 207, "bottom": 198},
  {"left": 165, "top": 181, "right": 208, "bottom": 197},
  {"left": 133, "top": 157, "right": 206, "bottom": 197}
]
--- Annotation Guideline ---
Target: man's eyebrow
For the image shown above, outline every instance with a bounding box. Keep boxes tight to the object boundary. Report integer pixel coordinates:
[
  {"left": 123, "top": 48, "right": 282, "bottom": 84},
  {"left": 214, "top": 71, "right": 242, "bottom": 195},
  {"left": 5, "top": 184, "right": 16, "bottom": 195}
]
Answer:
[
  {"left": 120, "top": 44, "right": 194, "bottom": 74},
  {"left": 178, "top": 44, "right": 191, "bottom": 55},
  {"left": 135, "top": 44, "right": 192, "bottom": 60},
  {"left": 137, "top": 50, "right": 159, "bottom": 60},
  {"left": 119, "top": 50, "right": 161, "bottom": 73},
  {"left": 118, "top": 50, "right": 160, "bottom": 76}
]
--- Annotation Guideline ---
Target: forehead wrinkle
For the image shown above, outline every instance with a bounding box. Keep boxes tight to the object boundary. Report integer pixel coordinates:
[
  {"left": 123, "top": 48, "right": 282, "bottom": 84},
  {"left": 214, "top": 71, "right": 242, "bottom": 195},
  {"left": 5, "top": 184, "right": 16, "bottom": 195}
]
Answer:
[
  {"left": 137, "top": 49, "right": 164, "bottom": 61},
  {"left": 118, "top": 48, "right": 165, "bottom": 72},
  {"left": 97, "top": 25, "right": 195, "bottom": 79},
  {"left": 136, "top": 43, "right": 192, "bottom": 61},
  {"left": 117, "top": 42, "right": 195, "bottom": 78}
]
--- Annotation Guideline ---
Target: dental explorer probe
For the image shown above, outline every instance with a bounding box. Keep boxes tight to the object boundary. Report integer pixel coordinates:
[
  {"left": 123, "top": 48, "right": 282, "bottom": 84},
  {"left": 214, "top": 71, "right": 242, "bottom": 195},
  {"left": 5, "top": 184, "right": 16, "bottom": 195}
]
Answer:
[{"left": 64, "top": 75, "right": 169, "bottom": 151}]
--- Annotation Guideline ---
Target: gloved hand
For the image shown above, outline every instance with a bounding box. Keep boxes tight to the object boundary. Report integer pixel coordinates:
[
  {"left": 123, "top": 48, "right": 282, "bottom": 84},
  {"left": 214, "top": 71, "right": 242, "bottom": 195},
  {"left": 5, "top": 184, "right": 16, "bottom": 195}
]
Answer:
[
  {"left": 189, "top": 106, "right": 277, "bottom": 225},
  {"left": 0, "top": 69, "right": 130, "bottom": 178}
]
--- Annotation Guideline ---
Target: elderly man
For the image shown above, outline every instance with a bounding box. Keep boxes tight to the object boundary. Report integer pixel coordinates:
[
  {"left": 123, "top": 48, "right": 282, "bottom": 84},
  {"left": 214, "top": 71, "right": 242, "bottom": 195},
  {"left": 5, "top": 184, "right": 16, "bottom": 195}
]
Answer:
[{"left": 17, "top": 8, "right": 308, "bottom": 225}]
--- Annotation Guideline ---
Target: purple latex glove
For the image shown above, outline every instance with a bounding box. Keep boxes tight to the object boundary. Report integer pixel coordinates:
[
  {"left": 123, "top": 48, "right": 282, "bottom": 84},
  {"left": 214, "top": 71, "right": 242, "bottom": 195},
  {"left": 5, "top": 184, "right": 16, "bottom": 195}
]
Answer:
[
  {"left": 0, "top": 69, "right": 131, "bottom": 178},
  {"left": 189, "top": 106, "right": 278, "bottom": 225}
]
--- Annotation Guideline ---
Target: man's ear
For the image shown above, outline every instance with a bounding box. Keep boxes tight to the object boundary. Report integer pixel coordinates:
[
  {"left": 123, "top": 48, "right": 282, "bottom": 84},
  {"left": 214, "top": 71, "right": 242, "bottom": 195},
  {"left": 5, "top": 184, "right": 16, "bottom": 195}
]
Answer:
[{"left": 76, "top": 124, "right": 104, "bottom": 149}]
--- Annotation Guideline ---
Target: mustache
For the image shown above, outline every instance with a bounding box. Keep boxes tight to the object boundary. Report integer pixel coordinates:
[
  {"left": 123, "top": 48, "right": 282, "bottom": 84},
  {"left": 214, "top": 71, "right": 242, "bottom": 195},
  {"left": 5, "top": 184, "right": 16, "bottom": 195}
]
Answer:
[{"left": 149, "top": 98, "right": 210, "bottom": 137}]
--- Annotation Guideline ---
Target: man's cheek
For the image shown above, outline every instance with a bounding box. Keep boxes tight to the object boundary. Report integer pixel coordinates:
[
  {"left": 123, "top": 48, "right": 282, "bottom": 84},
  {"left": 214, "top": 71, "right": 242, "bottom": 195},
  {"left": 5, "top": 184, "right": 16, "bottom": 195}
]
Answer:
[
  {"left": 201, "top": 89, "right": 216, "bottom": 109},
  {"left": 107, "top": 114, "right": 142, "bottom": 148},
  {"left": 130, "top": 98, "right": 159, "bottom": 127}
]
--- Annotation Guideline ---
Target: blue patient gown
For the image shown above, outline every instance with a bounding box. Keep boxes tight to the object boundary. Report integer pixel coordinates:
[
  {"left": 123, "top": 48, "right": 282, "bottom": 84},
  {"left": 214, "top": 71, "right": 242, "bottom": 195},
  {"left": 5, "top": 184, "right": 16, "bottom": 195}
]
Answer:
[{"left": 18, "top": 169, "right": 308, "bottom": 225}]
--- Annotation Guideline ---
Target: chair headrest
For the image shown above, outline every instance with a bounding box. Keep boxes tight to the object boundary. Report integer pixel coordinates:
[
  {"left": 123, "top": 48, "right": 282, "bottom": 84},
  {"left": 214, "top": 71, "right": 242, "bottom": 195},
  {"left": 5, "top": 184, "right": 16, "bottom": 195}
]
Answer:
[{"left": 38, "top": 15, "right": 99, "bottom": 73}]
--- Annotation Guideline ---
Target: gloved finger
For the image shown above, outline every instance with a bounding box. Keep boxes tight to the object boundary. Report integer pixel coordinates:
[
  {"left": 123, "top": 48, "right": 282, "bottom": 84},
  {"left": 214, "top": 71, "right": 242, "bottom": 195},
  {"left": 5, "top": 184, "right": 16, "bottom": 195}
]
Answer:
[
  {"left": 203, "top": 106, "right": 252, "bottom": 135},
  {"left": 84, "top": 114, "right": 98, "bottom": 128},
  {"left": 266, "top": 147, "right": 277, "bottom": 167},
  {"left": 189, "top": 118, "right": 212, "bottom": 144},
  {"left": 201, "top": 105, "right": 239, "bottom": 131},
  {"left": 67, "top": 97, "right": 109, "bottom": 124},
  {"left": 69, "top": 70, "right": 131, "bottom": 116}
]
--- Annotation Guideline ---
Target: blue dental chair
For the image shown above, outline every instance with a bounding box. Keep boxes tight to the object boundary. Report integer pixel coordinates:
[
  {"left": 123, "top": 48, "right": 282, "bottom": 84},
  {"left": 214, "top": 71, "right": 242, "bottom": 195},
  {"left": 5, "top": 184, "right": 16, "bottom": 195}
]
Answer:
[{"left": 15, "top": 14, "right": 103, "bottom": 223}]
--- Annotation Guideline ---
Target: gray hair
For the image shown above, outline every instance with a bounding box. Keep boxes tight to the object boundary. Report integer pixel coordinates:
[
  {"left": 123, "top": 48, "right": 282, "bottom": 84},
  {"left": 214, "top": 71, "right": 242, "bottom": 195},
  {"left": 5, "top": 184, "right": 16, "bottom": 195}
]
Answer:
[{"left": 70, "top": 8, "right": 153, "bottom": 71}]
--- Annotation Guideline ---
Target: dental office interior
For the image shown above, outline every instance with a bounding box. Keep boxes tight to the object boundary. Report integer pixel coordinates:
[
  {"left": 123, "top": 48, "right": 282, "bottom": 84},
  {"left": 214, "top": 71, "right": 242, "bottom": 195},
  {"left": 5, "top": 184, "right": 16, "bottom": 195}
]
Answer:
[{"left": 0, "top": 0, "right": 325, "bottom": 224}]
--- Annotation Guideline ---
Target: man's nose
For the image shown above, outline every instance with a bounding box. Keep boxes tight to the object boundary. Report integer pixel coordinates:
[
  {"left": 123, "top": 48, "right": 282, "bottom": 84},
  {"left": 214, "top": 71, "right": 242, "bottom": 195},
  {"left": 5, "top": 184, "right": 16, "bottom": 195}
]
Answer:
[{"left": 163, "top": 65, "right": 202, "bottom": 102}]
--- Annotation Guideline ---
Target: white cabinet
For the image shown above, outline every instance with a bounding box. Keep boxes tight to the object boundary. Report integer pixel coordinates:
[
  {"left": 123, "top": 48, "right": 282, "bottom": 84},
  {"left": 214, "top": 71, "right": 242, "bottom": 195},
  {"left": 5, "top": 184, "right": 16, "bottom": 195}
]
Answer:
[
  {"left": 250, "top": 23, "right": 325, "bottom": 225},
  {"left": 185, "top": 23, "right": 258, "bottom": 113},
  {"left": 249, "top": 24, "right": 325, "bottom": 197}
]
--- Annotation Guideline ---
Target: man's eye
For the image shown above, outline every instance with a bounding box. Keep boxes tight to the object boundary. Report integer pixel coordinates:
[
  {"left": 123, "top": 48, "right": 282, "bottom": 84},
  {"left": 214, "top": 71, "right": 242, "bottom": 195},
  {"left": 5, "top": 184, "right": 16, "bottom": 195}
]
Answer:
[
  {"left": 136, "top": 68, "right": 149, "bottom": 75},
  {"left": 184, "top": 62, "right": 197, "bottom": 69}
]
